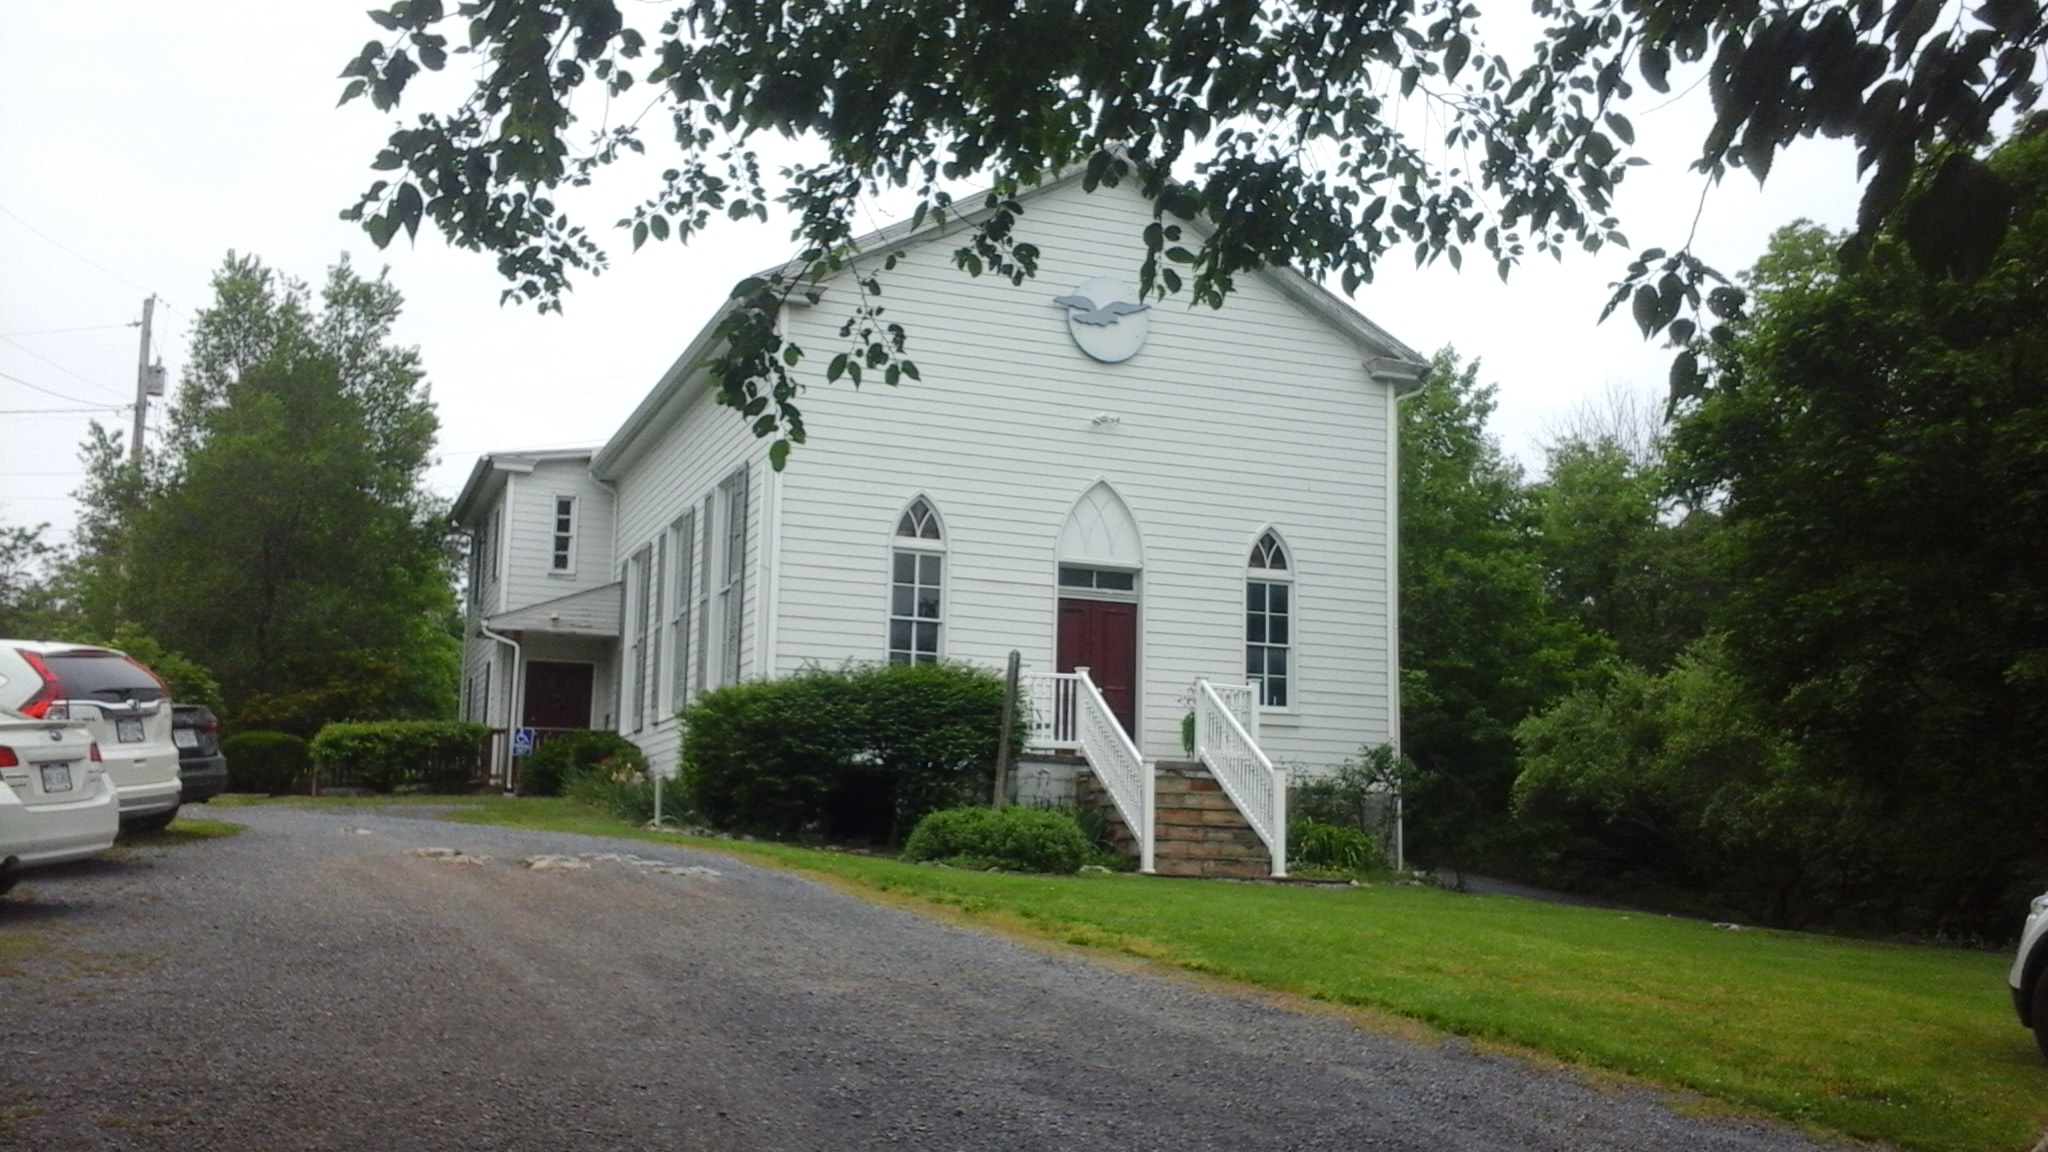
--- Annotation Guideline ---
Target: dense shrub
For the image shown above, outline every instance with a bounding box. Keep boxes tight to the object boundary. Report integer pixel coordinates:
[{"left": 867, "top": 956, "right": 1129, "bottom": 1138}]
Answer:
[
  {"left": 1289, "top": 817, "right": 1383, "bottom": 873},
  {"left": 519, "top": 730, "right": 646, "bottom": 797},
  {"left": 220, "top": 730, "right": 309, "bottom": 795},
  {"left": 681, "top": 661, "right": 1012, "bottom": 840},
  {"left": 1292, "top": 747, "right": 1407, "bottom": 840},
  {"left": 308, "top": 720, "right": 488, "bottom": 793},
  {"left": 901, "top": 806, "right": 1090, "bottom": 874}
]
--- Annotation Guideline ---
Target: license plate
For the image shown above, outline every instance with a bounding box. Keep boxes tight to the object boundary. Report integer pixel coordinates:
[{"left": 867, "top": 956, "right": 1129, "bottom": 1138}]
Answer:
[
  {"left": 39, "top": 763, "right": 73, "bottom": 793},
  {"left": 116, "top": 716, "right": 144, "bottom": 743},
  {"left": 173, "top": 729, "right": 198, "bottom": 749}
]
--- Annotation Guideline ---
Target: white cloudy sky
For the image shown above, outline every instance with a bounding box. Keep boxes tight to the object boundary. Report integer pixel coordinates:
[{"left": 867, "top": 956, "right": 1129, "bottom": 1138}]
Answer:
[{"left": 0, "top": 2, "right": 1863, "bottom": 545}]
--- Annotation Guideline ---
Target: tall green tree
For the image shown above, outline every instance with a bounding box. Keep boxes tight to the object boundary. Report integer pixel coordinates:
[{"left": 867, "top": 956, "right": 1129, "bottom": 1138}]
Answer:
[
  {"left": 107, "top": 255, "right": 459, "bottom": 733},
  {"left": 1528, "top": 426, "right": 1722, "bottom": 672},
  {"left": 0, "top": 521, "right": 57, "bottom": 636},
  {"left": 1400, "top": 350, "right": 1601, "bottom": 872},
  {"left": 340, "top": 0, "right": 2048, "bottom": 461},
  {"left": 1671, "top": 127, "right": 2048, "bottom": 934}
]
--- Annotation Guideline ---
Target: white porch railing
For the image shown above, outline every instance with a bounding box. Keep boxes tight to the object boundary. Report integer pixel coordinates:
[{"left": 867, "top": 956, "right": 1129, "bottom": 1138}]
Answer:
[
  {"left": 1206, "top": 681, "right": 1260, "bottom": 744},
  {"left": 1021, "top": 668, "right": 1153, "bottom": 873},
  {"left": 1022, "top": 671, "right": 1081, "bottom": 752},
  {"left": 1193, "top": 677, "right": 1287, "bottom": 877}
]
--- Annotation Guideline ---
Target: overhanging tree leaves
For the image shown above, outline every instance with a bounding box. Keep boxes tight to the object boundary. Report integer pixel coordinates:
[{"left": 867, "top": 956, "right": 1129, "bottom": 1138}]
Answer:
[{"left": 342, "top": 0, "right": 2048, "bottom": 463}]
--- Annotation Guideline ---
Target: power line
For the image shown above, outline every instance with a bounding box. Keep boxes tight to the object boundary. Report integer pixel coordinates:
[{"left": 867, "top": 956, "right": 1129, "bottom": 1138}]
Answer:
[
  {"left": 0, "top": 200, "right": 156, "bottom": 296},
  {"left": 0, "top": 369, "right": 124, "bottom": 408},
  {"left": 0, "top": 407, "right": 122, "bottom": 416},
  {"left": 0, "top": 337, "right": 127, "bottom": 398},
  {"left": 0, "top": 324, "right": 130, "bottom": 339}
]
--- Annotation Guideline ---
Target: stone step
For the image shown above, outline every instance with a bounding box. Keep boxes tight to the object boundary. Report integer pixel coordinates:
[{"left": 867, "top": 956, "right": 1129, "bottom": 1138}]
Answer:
[{"left": 1077, "top": 764, "right": 1275, "bottom": 878}]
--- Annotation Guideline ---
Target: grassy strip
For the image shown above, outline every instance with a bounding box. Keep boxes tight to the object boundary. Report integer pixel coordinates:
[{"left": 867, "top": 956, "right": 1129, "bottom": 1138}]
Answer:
[{"left": 227, "top": 795, "right": 2047, "bottom": 1152}]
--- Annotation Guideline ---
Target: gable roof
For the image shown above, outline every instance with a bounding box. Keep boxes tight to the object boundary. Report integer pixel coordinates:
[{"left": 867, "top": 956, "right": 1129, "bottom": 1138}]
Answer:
[
  {"left": 591, "top": 171, "right": 1427, "bottom": 479},
  {"left": 451, "top": 448, "right": 598, "bottom": 526}
]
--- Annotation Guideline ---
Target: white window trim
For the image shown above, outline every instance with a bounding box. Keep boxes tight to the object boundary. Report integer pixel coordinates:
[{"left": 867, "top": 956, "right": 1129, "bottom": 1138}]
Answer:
[
  {"left": 889, "top": 497, "right": 947, "bottom": 665},
  {"left": 1246, "top": 529, "right": 1295, "bottom": 712},
  {"left": 712, "top": 466, "right": 750, "bottom": 688},
  {"left": 550, "top": 495, "right": 578, "bottom": 576},
  {"left": 668, "top": 509, "right": 696, "bottom": 710}
]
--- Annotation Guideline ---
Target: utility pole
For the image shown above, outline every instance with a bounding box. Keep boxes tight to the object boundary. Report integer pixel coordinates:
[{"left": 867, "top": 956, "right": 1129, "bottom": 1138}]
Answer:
[{"left": 130, "top": 294, "right": 158, "bottom": 473}]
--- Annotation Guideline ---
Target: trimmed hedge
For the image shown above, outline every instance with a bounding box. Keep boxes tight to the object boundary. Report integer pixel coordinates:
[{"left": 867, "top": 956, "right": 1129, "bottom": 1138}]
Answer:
[
  {"left": 681, "top": 661, "right": 1013, "bottom": 840},
  {"left": 519, "top": 730, "right": 646, "bottom": 797},
  {"left": 220, "top": 731, "right": 310, "bottom": 795},
  {"left": 308, "top": 720, "right": 488, "bottom": 794},
  {"left": 902, "top": 806, "right": 1090, "bottom": 874}
]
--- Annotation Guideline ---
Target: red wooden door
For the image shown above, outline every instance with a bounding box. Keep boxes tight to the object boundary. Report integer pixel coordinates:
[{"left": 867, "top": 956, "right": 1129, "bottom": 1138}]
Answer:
[
  {"left": 1057, "top": 598, "right": 1137, "bottom": 737},
  {"left": 523, "top": 661, "right": 595, "bottom": 729}
]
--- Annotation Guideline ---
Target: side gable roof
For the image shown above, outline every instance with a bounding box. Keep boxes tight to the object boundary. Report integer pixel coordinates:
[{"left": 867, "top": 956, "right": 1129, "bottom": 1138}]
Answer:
[
  {"left": 451, "top": 448, "right": 598, "bottom": 526},
  {"left": 592, "top": 172, "right": 1428, "bottom": 479}
]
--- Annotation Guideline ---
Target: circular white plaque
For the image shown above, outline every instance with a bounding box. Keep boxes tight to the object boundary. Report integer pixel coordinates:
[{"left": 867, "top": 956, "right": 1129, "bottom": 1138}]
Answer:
[{"left": 1053, "top": 276, "right": 1150, "bottom": 363}]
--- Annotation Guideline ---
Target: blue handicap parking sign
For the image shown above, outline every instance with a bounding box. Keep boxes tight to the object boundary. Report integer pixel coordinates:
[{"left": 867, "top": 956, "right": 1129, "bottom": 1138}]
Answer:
[{"left": 512, "top": 727, "right": 535, "bottom": 757}]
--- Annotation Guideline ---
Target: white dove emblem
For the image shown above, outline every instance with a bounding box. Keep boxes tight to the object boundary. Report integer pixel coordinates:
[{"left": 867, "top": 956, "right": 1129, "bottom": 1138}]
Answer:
[{"left": 1052, "top": 294, "right": 1150, "bottom": 326}]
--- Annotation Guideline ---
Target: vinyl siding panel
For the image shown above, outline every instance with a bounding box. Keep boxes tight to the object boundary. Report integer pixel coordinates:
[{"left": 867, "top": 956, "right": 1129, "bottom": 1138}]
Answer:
[
  {"left": 767, "top": 179, "right": 1399, "bottom": 769},
  {"left": 604, "top": 380, "right": 767, "bottom": 777}
]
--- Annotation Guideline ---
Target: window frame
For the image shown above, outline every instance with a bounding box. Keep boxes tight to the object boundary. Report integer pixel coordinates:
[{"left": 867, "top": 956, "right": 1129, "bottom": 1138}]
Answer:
[
  {"left": 888, "top": 498, "right": 947, "bottom": 665},
  {"left": 1245, "top": 530, "right": 1294, "bottom": 711},
  {"left": 668, "top": 509, "right": 696, "bottom": 709},
  {"left": 550, "top": 495, "right": 577, "bottom": 575}
]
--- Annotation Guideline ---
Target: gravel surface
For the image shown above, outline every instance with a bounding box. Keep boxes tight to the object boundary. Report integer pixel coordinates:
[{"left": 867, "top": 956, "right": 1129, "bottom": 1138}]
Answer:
[{"left": 1, "top": 806, "right": 1855, "bottom": 1152}]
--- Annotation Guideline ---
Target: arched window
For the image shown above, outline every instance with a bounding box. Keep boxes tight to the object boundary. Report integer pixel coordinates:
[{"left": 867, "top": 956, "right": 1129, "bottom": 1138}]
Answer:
[
  {"left": 1246, "top": 531, "right": 1291, "bottom": 707},
  {"left": 890, "top": 498, "right": 945, "bottom": 664}
]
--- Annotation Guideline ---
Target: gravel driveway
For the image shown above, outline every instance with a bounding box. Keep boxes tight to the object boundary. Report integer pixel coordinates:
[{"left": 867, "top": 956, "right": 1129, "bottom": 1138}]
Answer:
[{"left": 1, "top": 806, "right": 1853, "bottom": 1152}]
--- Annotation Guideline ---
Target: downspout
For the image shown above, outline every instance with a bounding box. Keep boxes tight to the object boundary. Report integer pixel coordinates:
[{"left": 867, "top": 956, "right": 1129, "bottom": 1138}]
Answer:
[
  {"left": 1371, "top": 356, "right": 1430, "bottom": 875},
  {"left": 477, "top": 622, "right": 522, "bottom": 795}
]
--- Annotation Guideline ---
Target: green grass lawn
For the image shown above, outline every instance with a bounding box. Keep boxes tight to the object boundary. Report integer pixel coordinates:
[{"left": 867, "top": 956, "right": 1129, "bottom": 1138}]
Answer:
[{"left": 222, "top": 795, "right": 2047, "bottom": 1152}]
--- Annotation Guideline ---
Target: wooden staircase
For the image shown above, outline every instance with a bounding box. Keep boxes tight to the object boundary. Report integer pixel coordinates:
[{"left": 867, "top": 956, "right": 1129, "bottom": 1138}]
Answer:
[{"left": 1080, "top": 760, "right": 1273, "bottom": 878}]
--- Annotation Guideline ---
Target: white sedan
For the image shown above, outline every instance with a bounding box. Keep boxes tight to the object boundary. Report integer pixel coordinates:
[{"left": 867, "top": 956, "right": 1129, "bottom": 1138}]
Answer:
[{"left": 0, "top": 709, "right": 119, "bottom": 894}]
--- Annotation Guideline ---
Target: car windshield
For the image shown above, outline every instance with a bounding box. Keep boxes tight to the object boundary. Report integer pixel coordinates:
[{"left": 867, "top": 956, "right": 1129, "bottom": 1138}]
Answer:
[{"left": 44, "top": 652, "right": 165, "bottom": 703}]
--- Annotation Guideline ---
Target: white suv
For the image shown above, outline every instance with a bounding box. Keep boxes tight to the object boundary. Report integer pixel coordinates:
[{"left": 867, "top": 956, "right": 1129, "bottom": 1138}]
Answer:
[
  {"left": 2013, "top": 890, "right": 2048, "bottom": 1061},
  {"left": 0, "top": 709, "right": 118, "bottom": 892},
  {"left": 0, "top": 642, "right": 181, "bottom": 831}
]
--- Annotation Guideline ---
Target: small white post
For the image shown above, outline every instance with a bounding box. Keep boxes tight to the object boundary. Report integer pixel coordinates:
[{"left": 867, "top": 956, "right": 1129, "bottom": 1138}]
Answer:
[
  {"left": 1270, "top": 767, "right": 1288, "bottom": 878},
  {"left": 1139, "top": 763, "right": 1156, "bottom": 874}
]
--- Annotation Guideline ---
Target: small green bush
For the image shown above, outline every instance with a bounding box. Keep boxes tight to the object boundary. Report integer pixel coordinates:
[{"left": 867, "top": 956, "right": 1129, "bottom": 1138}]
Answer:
[
  {"left": 518, "top": 730, "right": 646, "bottom": 797},
  {"left": 562, "top": 762, "right": 664, "bottom": 823},
  {"left": 220, "top": 731, "right": 309, "bottom": 795},
  {"left": 681, "top": 661, "right": 1014, "bottom": 840},
  {"left": 308, "top": 720, "right": 488, "bottom": 793},
  {"left": 1289, "top": 817, "right": 1383, "bottom": 873},
  {"left": 902, "top": 806, "right": 1090, "bottom": 874}
]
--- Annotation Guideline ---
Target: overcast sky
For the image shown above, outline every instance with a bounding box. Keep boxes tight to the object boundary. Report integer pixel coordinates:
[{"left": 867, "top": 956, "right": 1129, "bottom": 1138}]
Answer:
[{"left": 1, "top": 2, "right": 1864, "bottom": 547}]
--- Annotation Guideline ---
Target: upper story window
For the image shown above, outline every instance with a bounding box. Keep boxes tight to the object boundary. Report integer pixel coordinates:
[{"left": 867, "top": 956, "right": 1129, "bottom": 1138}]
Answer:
[
  {"left": 1246, "top": 531, "right": 1292, "bottom": 708},
  {"left": 551, "top": 496, "right": 577, "bottom": 573},
  {"left": 890, "top": 498, "right": 944, "bottom": 664}
]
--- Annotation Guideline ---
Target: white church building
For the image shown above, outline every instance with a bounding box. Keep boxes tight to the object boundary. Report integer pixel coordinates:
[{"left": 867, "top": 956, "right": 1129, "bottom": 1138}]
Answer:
[{"left": 452, "top": 172, "right": 1426, "bottom": 875}]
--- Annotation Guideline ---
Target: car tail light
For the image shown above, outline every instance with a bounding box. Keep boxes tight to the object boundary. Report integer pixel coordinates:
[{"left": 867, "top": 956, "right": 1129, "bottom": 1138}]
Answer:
[
  {"left": 0, "top": 748, "right": 17, "bottom": 768},
  {"left": 89, "top": 743, "right": 102, "bottom": 762},
  {"left": 202, "top": 714, "right": 219, "bottom": 734},
  {"left": 16, "top": 650, "right": 61, "bottom": 719}
]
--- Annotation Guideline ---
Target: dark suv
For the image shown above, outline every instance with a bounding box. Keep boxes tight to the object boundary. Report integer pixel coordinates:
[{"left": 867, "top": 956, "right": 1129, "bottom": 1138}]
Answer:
[{"left": 170, "top": 705, "right": 229, "bottom": 804}]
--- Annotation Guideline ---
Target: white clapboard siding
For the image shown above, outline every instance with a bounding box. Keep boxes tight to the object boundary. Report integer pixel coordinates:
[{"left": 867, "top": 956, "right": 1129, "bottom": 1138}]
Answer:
[
  {"left": 599, "top": 374, "right": 767, "bottom": 777},
  {"left": 497, "top": 458, "right": 618, "bottom": 613},
  {"left": 764, "top": 178, "right": 1403, "bottom": 769}
]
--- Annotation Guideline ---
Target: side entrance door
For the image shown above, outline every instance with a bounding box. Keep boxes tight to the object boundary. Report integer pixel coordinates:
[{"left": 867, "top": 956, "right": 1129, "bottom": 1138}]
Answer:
[
  {"left": 523, "top": 661, "right": 595, "bottom": 729},
  {"left": 1058, "top": 598, "right": 1137, "bottom": 737}
]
